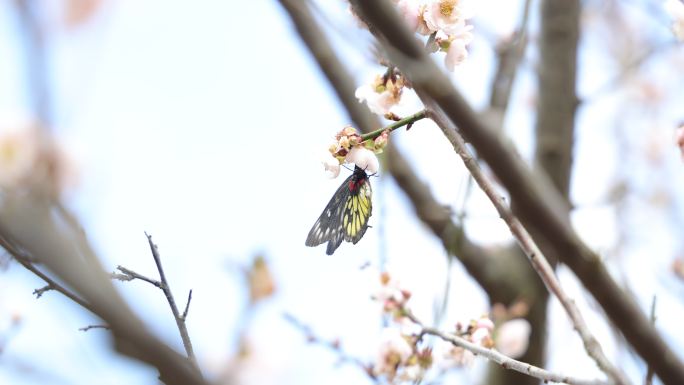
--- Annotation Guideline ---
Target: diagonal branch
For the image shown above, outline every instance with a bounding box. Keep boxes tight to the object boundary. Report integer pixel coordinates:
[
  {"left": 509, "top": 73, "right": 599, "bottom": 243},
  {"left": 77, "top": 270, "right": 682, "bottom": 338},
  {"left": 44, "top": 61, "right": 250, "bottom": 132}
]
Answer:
[
  {"left": 348, "top": 1, "right": 684, "bottom": 384},
  {"left": 144, "top": 233, "right": 198, "bottom": 366},
  {"left": 423, "top": 99, "right": 631, "bottom": 385}
]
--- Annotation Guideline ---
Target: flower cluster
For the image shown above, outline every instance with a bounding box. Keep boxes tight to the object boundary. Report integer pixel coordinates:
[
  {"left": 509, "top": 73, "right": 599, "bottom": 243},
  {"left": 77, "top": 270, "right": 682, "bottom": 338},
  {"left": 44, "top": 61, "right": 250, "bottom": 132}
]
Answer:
[
  {"left": 355, "top": 72, "right": 406, "bottom": 117},
  {"left": 369, "top": 273, "right": 432, "bottom": 382},
  {"left": 372, "top": 328, "right": 432, "bottom": 381},
  {"left": 398, "top": 0, "right": 474, "bottom": 70},
  {"left": 442, "top": 316, "right": 495, "bottom": 366},
  {"left": 322, "top": 126, "right": 387, "bottom": 178},
  {"left": 372, "top": 271, "right": 412, "bottom": 319},
  {"left": 354, "top": 1, "right": 473, "bottom": 118},
  {"left": 664, "top": 0, "right": 684, "bottom": 41}
]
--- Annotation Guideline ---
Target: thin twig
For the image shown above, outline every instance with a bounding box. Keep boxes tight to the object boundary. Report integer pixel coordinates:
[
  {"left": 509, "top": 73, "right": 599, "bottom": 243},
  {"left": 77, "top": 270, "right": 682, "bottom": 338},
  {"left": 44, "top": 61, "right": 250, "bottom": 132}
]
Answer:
[
  {"left": 33, "top": 284, "right": 54, "bottom": 298},
  {"left": 423, "top": 101, "right": 631, "bottom": 385},
  {"left": 181, "top": 290, "right": 193, "bottom": 322},
  {"left": 406, "top": 312, "right": 608, "bottom": 385},
  {"left": 360, "top": 109, "right": 427, "bottom": 142},
  {"left": 113, "top": 265, "right": 162, "bottom": 288},
  {"left": 144, "top": 233, "right": 197, "bottom": 367},
  {"left": 283, "top": 313, "right": 375, "bottom": 380},
  {"left": 79, "top": 324, "right": 110, "bottom": 332}
]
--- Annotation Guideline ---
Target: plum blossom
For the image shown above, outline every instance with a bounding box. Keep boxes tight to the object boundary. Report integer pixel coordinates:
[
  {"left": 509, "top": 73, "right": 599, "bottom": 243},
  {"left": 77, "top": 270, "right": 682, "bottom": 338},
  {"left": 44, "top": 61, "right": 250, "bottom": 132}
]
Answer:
[
  {"left": 495, "top": 318, "right": 531, "bottom": 358},
  {"left": 664, "top": 0, "right": 684, "bottom": 41},
  {"left": 346, "top": 146, "right": 379, "bottom": 174},
  {"left": 423, "top": 0, "right": 466, "bottom": 35},
  {"left": 322, "top": 126, "right": 385, "bottom": 178},
  {"left": 355, "top": 74, "right": 405, "bottom": 116},
  {"left": 434, "top": 23, "right": 474, "bottom": 71},
  {"left": 0, "top": 127, "right": 40, "bottom": 190},
  {"left": 372, "top": 271, "right": 411, "bottom": 314},
  {"left": 393, "top": 0, "right": 422, "bottom": 32},
  {"left": 373, "top": 327, "right": 414, "bottom": 378}
]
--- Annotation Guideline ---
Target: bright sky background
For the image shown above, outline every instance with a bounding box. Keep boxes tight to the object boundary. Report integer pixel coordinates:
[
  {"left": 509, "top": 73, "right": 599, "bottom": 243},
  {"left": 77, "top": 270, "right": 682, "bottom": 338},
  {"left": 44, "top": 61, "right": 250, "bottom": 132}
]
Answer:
[{"left": 1, "top": 0, "right": 683, "bottom": 384}]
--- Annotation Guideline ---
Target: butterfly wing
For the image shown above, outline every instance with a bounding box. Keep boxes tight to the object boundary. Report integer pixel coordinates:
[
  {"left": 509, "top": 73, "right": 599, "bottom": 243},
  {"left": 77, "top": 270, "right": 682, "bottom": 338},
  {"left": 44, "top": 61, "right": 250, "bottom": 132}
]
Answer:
[
  {"left": 305, "top": 173, "right": 354, "bottom": 255},
  {"left": 342, "top": 173, "right": 372, "bottom": 244},
  {"left": 306, "top": 167, "right": 373, "bottom": 255}
]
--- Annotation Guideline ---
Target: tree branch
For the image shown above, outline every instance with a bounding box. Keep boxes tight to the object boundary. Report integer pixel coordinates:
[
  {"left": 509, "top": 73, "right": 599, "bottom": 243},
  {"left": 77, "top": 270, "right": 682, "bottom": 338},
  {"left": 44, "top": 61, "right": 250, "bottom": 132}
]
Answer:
[
  {"left": 423, "top": 99, "right": 631, "bottom": 385},
  {"left": 348, "top": 1, "right": 684, "bottom": 384},
  {"left": 407, "top": 312, "right": 608, "bottom": 385},
  {"left": 144, "top": 233, "right": 198, "bottom": 367}
]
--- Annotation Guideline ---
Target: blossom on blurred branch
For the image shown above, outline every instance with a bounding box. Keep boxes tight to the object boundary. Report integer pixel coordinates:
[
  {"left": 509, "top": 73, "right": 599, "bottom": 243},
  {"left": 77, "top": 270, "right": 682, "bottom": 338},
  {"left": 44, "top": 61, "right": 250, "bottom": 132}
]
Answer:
[
  {"left": 495, "top": 318, "right": 531, "bottom": 358},
  {"left": 246, "top": 256, "right": 276, "bottom": 304},
  {"left": 355, "top": 73, "right": 405, "bottom": 116},
  {"left": 664, "top": 0, "right": 684, "bottom": 41},
  {"left": 0, "top": 121, "right": 77, "bottom": 197}
]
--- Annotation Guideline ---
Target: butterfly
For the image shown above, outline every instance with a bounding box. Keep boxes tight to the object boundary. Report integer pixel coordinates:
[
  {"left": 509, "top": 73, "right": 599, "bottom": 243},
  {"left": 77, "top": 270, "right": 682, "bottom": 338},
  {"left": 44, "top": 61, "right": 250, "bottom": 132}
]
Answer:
[{"left": 305, "top": 166, "right": 373, "bottom": 255}]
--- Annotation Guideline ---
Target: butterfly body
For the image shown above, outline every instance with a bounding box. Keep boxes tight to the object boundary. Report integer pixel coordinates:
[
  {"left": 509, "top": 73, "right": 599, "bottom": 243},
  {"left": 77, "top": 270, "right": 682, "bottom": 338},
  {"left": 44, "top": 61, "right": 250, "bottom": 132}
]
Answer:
[{"left": 306, "top": 166, "right": 373, "bottom": 255}]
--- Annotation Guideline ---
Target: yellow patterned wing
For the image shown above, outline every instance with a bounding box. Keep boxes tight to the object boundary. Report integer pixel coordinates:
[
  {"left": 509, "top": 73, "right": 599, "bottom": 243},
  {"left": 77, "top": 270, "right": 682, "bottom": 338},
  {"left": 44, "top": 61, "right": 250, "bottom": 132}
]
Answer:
[{"left": 306, "top": 166, "right": 373, "bottom": 255}]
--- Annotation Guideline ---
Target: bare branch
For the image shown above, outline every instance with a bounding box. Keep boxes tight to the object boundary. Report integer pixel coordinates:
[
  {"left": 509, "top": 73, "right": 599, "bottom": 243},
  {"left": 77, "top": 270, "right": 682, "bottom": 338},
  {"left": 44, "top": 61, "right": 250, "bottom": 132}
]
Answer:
[
  {"left": 113, "top": 265, "right": 162, "bottom": 288},
  {"left": 144, "top": 233, "right": 198, "bottom": 367},
  {"left": 181, "top": 290, "right": 193, "bottom": 322},
  {"left": 283, "top": 313, "right": 375, "bottom": 380},
  {"left": 32, "top": 284, "right": 54, "bottom": 298},
  {"left": 422, "top": 100, "right": 631, "bottom": 385},
  {"left": 0, "top": 198, "right": 206, "bottom": 385}
]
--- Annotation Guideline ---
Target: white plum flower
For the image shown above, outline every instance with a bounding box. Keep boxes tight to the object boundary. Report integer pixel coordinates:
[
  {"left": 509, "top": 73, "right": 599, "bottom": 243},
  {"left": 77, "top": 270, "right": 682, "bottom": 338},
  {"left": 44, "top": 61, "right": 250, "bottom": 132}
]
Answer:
[
  {"left": 437, "top": 23, "right": 473, "bottom": 70},
  {"left": 355, "top": 84, "right": 399, "bottom": 116},
  {"left": 0, "top": 127, "right": 39, "bottom": 190},
  {"left": 495, "top": 318, "right": 531, "bottom": 358},
  {"left": 322, "top": 155, "right": 341, "bottom": 178},
  {"left": 346, "top": 146, "right": 379, "bottom": 174},
  {"left": 423, "top": 0, "right": 466, "bottom": 35},
  {"left": 395, "top": 0, "right": 422, "bottom": 32}
]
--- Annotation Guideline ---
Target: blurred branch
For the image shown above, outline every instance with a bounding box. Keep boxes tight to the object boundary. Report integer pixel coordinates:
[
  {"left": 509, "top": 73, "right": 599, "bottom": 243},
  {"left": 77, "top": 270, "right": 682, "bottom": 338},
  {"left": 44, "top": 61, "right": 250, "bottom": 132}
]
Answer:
[
  {"left": 645, "top": 296, "right": 657, "bottom": 385},
  {"left": 348, "top": 1, "right": 684, "bottom": 384},
  {"left": 277, "top": 0, "right": 505, "bottom": 296},
  {"left": 535, "top": 0, "right": 579, "bottom": 200},
  {"left": 485, "top": 0, "right": 532, "bottom": 128},
  {"left": 423, "top": 98, "right": 631, "bottom": 385},
  {"left": 407, "top": 312, "right": 608, "bottom": 385},
  {"left": 283, "top": 313, "right": 376, "bottom": 380},
  {"left": 15, "top": 0, "right": 52, "bottom": 126},
  {"left": 0, "top": 196, "right": 207, "bottom": 385},
  {"left": 584, "top": 41, "right": 677, "bottom": 104},
  {"left": 0, "top": 236, "right": 94, "bottom": 312}
]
